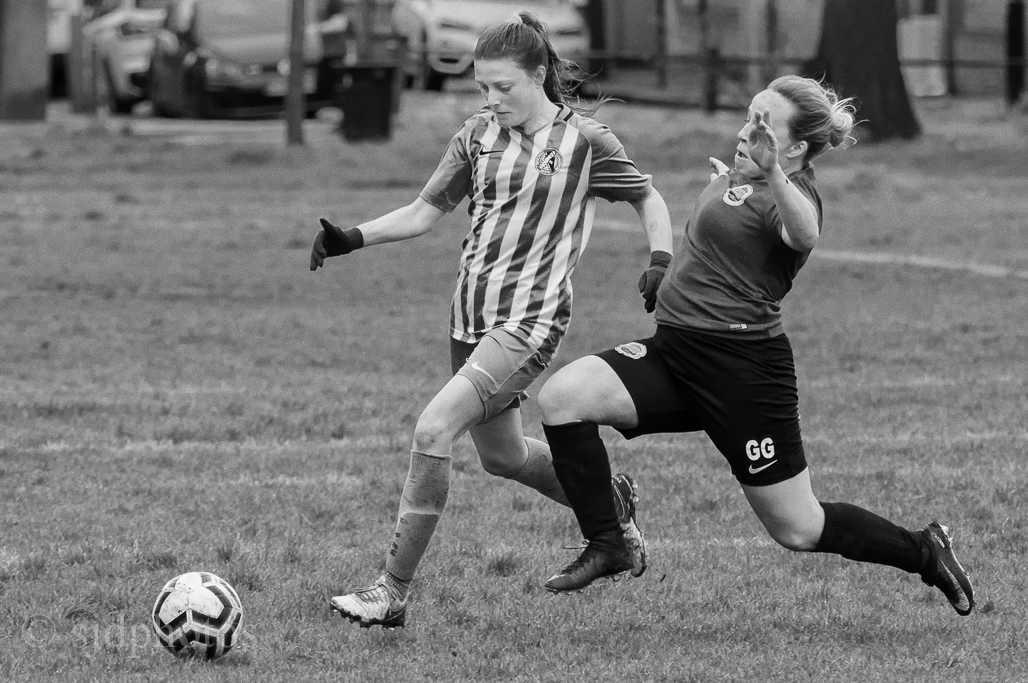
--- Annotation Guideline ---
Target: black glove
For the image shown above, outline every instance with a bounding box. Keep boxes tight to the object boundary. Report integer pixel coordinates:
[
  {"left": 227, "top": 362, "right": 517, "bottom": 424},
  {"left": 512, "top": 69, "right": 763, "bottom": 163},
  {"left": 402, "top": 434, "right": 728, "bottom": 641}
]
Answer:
[
  {"left": 637, "top": 250, "right": 672, "bottom": 313},
  {"left": 310, "top": 218, "right": 364, "bottom": 271}
]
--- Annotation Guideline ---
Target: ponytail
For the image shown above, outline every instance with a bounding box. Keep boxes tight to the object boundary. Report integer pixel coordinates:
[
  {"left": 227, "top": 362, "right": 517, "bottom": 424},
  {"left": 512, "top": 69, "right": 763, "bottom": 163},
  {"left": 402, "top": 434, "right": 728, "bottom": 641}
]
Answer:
[
  {"left": 517, "top": 13, "right": 573, "bottom": 108},
  {"left": 475, "top": 12, "right": 604, "bottom": 116},
  {"left": 827, "top": 104, "right": 856, "bottom": 149},
  {"left": 768, "top": 75, "right": 858, "bottom": 163}
]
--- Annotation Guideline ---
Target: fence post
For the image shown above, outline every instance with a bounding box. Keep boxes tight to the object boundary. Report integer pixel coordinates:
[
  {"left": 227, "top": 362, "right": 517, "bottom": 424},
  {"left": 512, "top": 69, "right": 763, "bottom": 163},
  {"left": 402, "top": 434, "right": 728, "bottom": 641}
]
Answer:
[
  {"left": 1008, "top": 0, "right": 1026, "bottom": 104},
  {"left": 285, "top": 0, "right": 306, "bottom": 146},
  {"left": 764, "top": 0, "right": 780, "bottom": 84},
  {"left": 69, "top": 12, "right": 87, "bottom": 111},
  {"left": 698, "top": 0, "right": 719, "bottom": 113},
  {"left": 943, "top": 0, "right": 959, "bottom": 95},
  {"left": 90, "top": 41, "right": 108, "bottom": 125},
  {"left": 654, "top": 0, "right": 667, "bottom": 89}
]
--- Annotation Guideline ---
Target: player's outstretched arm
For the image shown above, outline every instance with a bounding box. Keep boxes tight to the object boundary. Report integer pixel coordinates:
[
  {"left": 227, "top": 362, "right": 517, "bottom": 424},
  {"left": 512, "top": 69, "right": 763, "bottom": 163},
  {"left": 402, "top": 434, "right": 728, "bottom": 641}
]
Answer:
[
  {"left": 630, "top": 187, "right": 675, "bottom": 313},
  {"left": 310, "top": 218, "right": 362, "bottom": 271},
  {"left": 310, "top": 197, "right": 447, "bottom": 271}
]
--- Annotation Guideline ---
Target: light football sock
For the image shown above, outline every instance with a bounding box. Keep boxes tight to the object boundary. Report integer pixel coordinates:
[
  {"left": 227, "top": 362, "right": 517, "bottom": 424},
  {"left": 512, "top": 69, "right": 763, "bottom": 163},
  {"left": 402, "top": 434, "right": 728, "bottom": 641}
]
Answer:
[{"left": 383, "top": 450, "right": 452, "bottom": 597}]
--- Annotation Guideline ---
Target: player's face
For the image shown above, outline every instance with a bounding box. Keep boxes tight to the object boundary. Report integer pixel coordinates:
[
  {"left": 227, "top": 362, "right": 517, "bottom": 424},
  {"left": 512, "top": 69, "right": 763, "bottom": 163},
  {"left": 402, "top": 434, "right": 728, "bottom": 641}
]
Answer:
[
  {"left": 475, "top": 58, "right": 546, "bottom": 129},
  {"left": 734, "top": 89, "right": 800, "bottom": 179}
]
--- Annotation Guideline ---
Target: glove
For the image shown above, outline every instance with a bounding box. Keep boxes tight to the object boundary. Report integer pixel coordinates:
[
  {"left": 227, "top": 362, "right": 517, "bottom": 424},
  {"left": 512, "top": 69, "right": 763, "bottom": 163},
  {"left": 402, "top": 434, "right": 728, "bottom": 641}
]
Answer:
[
  {"left": 310, "top": 218, "right": 364, "bottom": 271},
  {"left": 638, "top": 250, "right": 672, "bottom": 313}
]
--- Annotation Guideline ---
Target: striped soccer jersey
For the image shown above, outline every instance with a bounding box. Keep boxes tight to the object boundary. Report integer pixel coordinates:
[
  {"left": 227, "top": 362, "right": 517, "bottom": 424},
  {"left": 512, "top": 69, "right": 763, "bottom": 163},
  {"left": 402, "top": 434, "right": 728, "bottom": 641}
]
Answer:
[{"left": 420, "top": 104, "right": 653, "bottom": 361}]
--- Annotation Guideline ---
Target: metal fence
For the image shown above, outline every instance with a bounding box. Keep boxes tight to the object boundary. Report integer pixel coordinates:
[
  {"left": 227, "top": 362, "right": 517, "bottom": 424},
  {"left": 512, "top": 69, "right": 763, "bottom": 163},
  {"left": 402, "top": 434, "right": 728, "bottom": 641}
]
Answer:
[{"left": 520, "top": 46, "right": 1025, "bottom": 111}]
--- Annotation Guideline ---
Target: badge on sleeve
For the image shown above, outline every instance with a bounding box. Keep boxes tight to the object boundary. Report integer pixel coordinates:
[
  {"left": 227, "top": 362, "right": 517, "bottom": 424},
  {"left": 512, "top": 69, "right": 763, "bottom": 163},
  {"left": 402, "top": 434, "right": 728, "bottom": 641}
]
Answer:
[{"left": 723, "top": 184, "right": 754, "bottom": 206}]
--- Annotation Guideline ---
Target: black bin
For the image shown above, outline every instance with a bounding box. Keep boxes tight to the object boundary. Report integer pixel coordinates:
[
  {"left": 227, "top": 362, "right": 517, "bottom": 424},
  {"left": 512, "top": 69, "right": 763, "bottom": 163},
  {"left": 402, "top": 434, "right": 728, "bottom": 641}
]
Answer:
[{"left": 334, "top": 64, "right": 396, "bottom": 142}]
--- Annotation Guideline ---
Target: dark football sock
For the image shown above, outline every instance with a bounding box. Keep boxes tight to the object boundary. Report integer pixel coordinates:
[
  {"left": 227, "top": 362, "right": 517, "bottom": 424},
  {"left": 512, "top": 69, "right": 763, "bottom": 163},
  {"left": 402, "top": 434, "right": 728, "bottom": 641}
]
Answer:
[
  {"left": 814, "top": 501, "right": 932, "bottom": 574},
  {"left": 543, "top": 421, "right": 619, "bottom": 539}
]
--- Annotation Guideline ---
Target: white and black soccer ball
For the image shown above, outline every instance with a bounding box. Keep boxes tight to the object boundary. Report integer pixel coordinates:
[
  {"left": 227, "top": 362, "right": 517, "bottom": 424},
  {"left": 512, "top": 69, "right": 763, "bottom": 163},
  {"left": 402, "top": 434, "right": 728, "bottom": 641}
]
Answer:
[{"left": 151, "top": 571, "right": 244, "bottom": 660}]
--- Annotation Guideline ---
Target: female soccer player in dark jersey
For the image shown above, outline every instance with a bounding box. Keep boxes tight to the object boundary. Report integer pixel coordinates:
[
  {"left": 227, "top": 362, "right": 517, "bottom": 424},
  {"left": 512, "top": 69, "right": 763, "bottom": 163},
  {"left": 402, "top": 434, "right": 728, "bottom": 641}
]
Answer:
[
  {"left": 310, "top": 12, "right": 673, "bottom": 628},
  {"left": 536, "top": 75, "right": 974, "bottom": 616}
]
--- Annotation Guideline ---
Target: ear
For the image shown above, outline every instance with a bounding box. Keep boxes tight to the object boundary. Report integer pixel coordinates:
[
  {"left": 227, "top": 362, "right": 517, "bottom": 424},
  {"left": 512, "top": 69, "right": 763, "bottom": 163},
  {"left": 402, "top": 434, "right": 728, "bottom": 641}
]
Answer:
[
  {"left": 784, "top": 140, "right": 808, "bottom": 161},
  {"left": 532, "top": 64, "right": 548, "bottom": 86}
]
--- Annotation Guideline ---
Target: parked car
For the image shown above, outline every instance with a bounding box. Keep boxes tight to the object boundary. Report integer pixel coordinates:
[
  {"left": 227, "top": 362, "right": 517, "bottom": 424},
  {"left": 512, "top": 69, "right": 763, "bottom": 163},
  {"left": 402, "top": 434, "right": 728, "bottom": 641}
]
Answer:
[
  {"left": 391, "top": 0, "right": 589, "bottom": 91},
  {"left": 148, "top": 0, "right": 335, "bottom": 118},
  {"left": 83, "top": 0, "right": 167, "bottom": 113}
]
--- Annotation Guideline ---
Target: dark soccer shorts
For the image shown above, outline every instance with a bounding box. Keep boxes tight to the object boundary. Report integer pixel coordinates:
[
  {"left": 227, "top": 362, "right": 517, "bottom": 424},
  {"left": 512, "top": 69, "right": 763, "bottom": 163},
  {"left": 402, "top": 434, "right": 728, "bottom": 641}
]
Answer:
[{"left": 594, "top": 325, "right": 808, "bottom": 487}]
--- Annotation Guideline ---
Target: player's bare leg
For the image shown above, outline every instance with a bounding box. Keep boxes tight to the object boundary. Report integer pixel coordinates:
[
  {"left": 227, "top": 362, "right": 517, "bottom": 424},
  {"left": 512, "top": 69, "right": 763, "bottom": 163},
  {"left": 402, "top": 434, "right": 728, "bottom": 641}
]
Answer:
[
  {"left": 469, "top": 407, "right": 569, "bottom": 505},
  {"left": 331, "top": 376, "right": 482, "bottom": 628}
]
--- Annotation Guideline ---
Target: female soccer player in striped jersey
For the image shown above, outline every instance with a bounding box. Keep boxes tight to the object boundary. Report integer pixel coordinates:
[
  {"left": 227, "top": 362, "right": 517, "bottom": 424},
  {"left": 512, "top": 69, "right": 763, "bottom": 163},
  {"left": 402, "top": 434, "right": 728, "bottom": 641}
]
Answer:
[
  {"left": 536, "top": 75, "right": 975, "bottom": 616},
  {"left": 311, "top": 12, "right": 674, "bottom": 628}
]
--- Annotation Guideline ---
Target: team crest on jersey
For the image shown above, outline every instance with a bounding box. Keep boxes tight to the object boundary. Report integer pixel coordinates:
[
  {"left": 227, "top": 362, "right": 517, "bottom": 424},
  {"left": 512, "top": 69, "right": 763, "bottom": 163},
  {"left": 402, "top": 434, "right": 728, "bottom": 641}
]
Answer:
[
  {"left": 615, "top": 342, "right": 647, "bottom": 360},
  {"left": 723, "top": 184, "right": 754, "bottom": 206},
  {"left": 535, "top": 147, "right": 563, "bottom": 176}
]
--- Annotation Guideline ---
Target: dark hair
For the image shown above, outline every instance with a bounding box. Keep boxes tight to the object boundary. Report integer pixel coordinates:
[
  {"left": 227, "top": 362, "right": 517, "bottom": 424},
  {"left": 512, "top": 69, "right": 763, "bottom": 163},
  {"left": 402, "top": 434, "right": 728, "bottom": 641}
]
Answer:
[
  {"left": 475, "top": 11, "right": 601, "bottom": 115},
  {"left": 768, "top": 75, "right": 857, "bottom": 163}
]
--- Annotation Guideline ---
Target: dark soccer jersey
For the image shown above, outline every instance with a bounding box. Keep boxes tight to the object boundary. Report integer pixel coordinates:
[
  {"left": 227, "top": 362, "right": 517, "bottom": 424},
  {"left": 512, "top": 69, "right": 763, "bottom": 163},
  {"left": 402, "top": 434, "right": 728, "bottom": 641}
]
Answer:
[
  {"left": 420, "top": 105, "right": 653, "bottom": 359},
  {"left": 655, "top": 166, "right": 822, "bottom": 338}
]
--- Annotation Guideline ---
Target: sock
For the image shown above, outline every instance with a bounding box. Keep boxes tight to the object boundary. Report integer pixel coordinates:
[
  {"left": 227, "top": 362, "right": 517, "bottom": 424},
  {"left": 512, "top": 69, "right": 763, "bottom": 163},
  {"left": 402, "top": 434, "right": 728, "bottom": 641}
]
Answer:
[
  {"left": 381, "top": 572, "right": 410, "bottom": 602},
  {"left": 543, "top": 421, "right": 619, "bottom": 539},
  {"left": 503, "top": 437, "right": 570, "bottom": 507},
  {"left": 813, "top": 501, "right": 931, "bottom": 574},
  {"left": 384, "top": 450, "right": 452, "bottom": 596}
]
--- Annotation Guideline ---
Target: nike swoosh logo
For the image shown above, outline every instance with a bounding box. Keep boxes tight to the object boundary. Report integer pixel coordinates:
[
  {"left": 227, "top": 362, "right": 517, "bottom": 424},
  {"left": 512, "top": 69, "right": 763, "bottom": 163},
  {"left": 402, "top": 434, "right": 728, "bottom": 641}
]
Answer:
[
  {"left": 479, "top": 149, "right": 505, "bottom": 156},
  {"left": 748, "top": 461, "right": 777, "bottom": 474},
  {"left": 469, "top": 361, "right": 496, "bottom": 382}
]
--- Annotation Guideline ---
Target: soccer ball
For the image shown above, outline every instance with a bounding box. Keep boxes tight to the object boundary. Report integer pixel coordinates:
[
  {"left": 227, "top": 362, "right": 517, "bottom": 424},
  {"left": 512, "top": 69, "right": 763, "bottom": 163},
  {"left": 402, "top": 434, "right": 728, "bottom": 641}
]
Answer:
[{"left": 151, "top": 571, "right": 244, "bottom": 660}]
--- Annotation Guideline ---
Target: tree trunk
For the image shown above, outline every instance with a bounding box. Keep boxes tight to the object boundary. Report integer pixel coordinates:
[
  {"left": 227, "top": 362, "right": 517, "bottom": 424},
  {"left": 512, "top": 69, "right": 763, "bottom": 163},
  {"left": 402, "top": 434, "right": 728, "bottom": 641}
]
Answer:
[{"left": 804, "top": 0, "right": 920, "bottom": 141}]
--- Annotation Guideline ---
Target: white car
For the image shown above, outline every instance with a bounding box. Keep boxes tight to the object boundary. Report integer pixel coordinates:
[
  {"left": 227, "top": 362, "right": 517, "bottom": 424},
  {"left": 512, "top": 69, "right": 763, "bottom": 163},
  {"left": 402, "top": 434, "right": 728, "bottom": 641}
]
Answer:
[
  {"left": 391, "top": 0, "right": 589, "bottom": 90},
  {"left": 83, "top": 0, "right": 167, "bottom": 113}
]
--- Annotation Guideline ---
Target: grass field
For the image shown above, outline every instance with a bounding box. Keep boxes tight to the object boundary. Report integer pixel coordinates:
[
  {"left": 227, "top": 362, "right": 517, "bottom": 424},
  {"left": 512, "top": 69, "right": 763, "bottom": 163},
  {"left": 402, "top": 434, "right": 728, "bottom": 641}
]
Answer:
[{"left": 1, "top": 92, "right": 1027, "bottom": 682}]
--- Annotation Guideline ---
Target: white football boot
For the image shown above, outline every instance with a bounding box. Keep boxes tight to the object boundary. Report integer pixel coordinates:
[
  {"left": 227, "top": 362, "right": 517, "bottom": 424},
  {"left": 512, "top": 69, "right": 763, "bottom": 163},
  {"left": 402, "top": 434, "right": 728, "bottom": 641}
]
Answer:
[{"left": 330, "top": 575, "right": 407, "bottom": 628}]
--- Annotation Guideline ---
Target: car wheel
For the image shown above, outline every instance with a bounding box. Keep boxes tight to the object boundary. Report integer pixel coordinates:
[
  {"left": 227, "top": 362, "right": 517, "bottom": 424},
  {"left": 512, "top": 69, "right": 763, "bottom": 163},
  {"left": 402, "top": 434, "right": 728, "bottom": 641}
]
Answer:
[
  {"left": 105, "top": 66, "right": 136, "bottom": 115},
  {"left": 185, "top": 77, "right": 211, "bottom": 119},
  {"left": 424, "top": 68, "right": 446, "bottom": 92}
]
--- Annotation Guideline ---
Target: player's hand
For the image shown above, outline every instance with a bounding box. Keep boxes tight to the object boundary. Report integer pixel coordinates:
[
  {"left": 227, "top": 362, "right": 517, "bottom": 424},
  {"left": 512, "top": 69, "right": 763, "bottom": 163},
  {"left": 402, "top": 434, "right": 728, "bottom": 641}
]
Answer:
[
  {"left": 709, "top": 157, "right": 730, "bottom": 181},
  {"left": 638, "top": 250, "right": 672, "bottom": 313},
  {"left": 310, "top": 218, "right": 364, "bottom": 271},
  {"left": 745, "top": 109, "right": 780, "bottom": 175}
]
